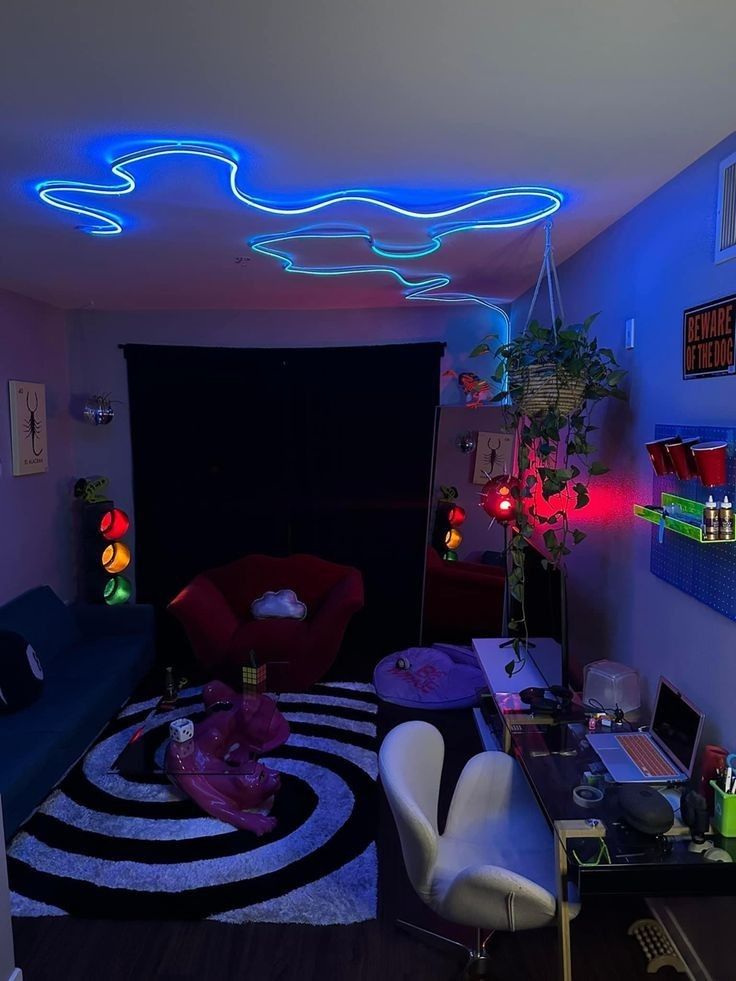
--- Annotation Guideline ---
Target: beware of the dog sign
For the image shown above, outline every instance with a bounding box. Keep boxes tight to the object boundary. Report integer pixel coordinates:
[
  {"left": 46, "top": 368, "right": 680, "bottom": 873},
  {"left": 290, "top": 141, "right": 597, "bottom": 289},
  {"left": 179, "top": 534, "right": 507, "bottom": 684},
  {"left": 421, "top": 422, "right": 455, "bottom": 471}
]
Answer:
[{"left": 683, "top": 294, "right": 736, "bottom": 379}]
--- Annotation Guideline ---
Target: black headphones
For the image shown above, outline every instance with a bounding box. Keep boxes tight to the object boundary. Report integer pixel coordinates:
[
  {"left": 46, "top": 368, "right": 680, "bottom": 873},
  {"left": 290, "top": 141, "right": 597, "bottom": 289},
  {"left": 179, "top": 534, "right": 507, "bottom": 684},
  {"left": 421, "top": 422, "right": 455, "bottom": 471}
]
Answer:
[{"left": 519, "top": 685, "right": 572, "bottom": 715}]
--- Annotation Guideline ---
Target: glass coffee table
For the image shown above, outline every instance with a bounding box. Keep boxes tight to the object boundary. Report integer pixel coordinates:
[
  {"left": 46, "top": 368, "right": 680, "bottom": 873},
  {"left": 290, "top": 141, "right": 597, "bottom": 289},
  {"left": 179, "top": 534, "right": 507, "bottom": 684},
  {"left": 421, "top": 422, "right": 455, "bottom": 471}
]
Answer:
[
  {"left": 110, "top": 686, "right": 286, "bottom": 778},
  {"left": 109, "top": 684, "right": 289, "bottom": 834}
]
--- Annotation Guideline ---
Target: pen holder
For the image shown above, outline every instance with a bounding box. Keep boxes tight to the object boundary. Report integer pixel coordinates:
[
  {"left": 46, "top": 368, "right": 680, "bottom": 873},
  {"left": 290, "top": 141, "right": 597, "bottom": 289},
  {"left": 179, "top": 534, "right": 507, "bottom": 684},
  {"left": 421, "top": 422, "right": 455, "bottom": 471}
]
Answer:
[{"left": 709, "top": 780, "right": 736, "bottom": 837}]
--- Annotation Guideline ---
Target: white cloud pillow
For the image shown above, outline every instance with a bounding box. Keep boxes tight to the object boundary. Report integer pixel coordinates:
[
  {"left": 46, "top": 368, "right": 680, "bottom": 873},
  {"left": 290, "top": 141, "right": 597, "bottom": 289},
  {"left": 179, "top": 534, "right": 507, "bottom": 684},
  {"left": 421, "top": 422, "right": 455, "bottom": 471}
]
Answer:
[{"left": 251, "top": 589, "right": 307, "bottom": 621}]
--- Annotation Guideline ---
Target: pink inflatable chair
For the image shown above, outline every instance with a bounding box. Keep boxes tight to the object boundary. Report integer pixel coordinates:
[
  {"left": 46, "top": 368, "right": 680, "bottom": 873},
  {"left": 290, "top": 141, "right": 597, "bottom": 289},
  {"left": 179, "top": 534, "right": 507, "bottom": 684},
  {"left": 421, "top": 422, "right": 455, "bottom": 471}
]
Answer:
[{"left": 165, "top": 682, "right": 290, "bottom": 835}]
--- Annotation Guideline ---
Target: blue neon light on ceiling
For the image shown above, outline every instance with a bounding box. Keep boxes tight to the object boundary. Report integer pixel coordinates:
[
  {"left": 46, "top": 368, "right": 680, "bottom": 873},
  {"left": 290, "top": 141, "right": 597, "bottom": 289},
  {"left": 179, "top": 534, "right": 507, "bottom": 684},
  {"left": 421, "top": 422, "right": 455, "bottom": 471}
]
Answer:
[
  {"left": 250, "top": 227, "right": 509, "bottom": 314},
  {"left": 35, "top": 140, "right": 564, "bottom": 325}
]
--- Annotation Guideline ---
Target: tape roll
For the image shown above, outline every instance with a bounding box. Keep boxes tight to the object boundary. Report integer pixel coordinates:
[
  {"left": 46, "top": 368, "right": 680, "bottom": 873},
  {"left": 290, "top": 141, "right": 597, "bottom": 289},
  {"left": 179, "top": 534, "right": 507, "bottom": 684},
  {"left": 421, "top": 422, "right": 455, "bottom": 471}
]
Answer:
[{"left": 573, "top": 785, "right": 604, "bottom": 808}]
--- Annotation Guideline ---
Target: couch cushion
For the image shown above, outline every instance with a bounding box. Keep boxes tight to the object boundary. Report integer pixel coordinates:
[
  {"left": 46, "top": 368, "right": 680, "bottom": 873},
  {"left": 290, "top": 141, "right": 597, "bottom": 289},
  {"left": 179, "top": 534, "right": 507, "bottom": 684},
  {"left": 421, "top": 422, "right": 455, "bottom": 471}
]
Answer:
[
  {"left": 0, "top": 724, "right": 72, "bottom": 828},
  {"left": 0, "top": 586, "right": 80, "bottom": 667},
  {"left": 0, "top": 642, "right": 151, "bottom": 839},
  {"left": 0, "top": 622, "right": 153, "bottom": 839},
  {"left": 46, "top": 633, "right": 151, "bottom": 688}
]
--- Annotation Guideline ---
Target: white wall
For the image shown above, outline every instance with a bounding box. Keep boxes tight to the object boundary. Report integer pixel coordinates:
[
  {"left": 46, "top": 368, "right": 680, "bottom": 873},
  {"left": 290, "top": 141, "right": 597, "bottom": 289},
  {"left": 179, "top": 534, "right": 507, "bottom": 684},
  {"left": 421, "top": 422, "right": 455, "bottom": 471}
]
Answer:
[
  {"left": 511, "top": 131, "right": 736, "bottom": 747},
  {"left": 0, "top": 801, "right": 19, "bottom": 981},
  {"left": 0, "top": 289, "right": 75, "bottom": 604}
]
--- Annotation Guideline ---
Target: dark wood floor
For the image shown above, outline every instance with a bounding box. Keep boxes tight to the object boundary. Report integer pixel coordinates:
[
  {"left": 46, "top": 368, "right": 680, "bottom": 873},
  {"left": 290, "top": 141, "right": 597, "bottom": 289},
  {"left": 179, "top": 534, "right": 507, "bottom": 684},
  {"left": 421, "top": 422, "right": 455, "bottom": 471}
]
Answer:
[{"left": 12, "top": 701, "right": 679, "bottom": 981}]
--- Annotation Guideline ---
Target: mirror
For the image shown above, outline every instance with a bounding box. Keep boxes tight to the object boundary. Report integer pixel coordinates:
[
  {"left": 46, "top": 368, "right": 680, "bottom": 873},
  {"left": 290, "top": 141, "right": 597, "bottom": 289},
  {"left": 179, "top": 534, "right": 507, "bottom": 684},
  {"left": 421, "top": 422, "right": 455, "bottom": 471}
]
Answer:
[{"left": 420, "top": 405, "right": 515, "bottom": 646}]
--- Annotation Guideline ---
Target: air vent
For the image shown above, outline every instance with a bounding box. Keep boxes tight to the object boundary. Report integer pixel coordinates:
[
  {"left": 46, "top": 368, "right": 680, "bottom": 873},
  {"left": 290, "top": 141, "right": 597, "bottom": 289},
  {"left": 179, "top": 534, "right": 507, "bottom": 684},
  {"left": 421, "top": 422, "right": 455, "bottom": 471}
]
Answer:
[{"left": 715, "top": 150, "right": 736, "bottom": 263}]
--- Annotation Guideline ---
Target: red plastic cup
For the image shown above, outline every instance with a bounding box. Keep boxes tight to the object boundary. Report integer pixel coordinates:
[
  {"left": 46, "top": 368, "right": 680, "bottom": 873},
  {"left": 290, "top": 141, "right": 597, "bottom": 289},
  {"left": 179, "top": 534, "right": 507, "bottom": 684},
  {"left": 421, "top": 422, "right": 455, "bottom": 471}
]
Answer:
[
  {"left": 692, "top": 441, "right": 728, "bottom": 487},
  {"left": 700, "top": 744, "right": 728, "bottom": 813},
  {"left": 666, "top": 437, "right": 701, "bottom": 479},
  {"left": 645, "top": 436, "right": 681, "bottom": 476}
]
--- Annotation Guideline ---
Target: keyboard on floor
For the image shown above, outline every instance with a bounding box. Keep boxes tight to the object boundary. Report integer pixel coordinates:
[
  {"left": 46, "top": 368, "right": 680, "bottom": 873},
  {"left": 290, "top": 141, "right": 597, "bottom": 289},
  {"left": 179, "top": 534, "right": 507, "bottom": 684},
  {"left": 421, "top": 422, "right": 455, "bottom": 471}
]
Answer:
[{"left": 616, "top": 734, "right": 679, "bottom": 778}]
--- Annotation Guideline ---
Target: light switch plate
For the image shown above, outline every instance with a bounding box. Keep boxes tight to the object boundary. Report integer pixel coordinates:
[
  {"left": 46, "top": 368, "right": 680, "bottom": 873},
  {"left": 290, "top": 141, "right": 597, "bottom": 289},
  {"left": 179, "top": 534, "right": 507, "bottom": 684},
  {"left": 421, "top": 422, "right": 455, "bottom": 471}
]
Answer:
[{"left": 625, "top": 318, "right": 635, "bottom": 349}]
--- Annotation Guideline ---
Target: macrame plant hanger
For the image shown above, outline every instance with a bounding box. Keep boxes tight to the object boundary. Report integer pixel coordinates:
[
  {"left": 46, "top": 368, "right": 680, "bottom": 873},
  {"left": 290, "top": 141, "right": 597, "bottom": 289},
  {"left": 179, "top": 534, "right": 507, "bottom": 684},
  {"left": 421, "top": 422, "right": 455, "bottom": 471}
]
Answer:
[
  {"left": 512, "top": 221, "right": 585, "bottom": 421},
  {"left": 521, "top": 221, "right": 571, "bottom": 688},
  {"left": 524, "top": 220, "right": 565, "bottom": 334}
]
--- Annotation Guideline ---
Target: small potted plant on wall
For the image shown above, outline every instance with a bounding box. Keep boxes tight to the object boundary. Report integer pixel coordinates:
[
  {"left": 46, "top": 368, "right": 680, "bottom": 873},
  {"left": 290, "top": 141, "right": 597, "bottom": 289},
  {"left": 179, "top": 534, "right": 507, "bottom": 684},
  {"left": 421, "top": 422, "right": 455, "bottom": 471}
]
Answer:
[{"left": 471, "top": 310, "right": 627, "bottom": 677}]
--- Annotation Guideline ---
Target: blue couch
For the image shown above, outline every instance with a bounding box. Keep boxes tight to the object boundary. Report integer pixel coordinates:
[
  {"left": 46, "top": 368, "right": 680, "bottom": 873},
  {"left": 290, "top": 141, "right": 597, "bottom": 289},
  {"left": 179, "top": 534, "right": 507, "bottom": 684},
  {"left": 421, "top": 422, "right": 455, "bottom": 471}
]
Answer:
[{"left": 0, "top": 586, "right": 155, "bottom": 840}]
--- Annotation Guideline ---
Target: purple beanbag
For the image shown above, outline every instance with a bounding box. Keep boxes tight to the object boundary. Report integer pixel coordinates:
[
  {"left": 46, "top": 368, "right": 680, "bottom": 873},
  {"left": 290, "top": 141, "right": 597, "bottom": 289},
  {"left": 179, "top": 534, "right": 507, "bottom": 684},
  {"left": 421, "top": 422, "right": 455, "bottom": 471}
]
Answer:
[{"left": 373, "top": 644, "right": 486, "bottom": 710}]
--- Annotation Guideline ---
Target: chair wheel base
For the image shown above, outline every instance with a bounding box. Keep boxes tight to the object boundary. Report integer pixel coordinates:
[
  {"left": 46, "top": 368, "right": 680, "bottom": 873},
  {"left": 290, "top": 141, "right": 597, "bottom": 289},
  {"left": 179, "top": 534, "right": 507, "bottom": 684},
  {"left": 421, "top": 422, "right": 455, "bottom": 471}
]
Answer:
[{"left": 463, "top": 954, "right": 495, "bottom": 980}]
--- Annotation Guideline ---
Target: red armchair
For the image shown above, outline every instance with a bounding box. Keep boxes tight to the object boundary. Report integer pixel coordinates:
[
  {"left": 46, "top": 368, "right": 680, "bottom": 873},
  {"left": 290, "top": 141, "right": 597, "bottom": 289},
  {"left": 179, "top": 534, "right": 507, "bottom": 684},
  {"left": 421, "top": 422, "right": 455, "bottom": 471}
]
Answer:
[
  {"left": 168, "top": 554, "right": 364, "bottom": 690},
  {"left": 423, "top": 547, "right": 505, "bottom": 645}
]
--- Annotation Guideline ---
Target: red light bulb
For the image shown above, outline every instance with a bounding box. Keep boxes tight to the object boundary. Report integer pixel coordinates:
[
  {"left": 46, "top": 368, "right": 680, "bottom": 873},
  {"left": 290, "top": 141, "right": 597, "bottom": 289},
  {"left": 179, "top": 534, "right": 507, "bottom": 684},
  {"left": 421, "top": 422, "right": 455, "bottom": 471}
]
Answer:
[
  {"left": 447, "top": 505, "right": 466, "bottom": 527},
  {"left": 100, "top": 508, "right": 130, "bottom": 541}
]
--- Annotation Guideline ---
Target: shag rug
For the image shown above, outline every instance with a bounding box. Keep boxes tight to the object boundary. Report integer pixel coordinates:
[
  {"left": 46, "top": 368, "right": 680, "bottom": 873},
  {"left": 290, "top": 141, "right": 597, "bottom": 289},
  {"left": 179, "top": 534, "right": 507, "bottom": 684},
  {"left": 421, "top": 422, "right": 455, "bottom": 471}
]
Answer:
[{"left": 8, "top": 681, "right": 377, "bottom": 924}]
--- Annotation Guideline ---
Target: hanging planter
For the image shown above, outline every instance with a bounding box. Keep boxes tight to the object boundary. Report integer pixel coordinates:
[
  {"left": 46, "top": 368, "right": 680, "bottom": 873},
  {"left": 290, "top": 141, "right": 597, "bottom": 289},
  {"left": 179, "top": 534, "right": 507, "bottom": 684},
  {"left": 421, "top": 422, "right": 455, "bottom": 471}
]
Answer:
[
  {"left": 508, "top": 363, "right": 587, "bottom": 417},
  {"left": 470, "top": 222, "right": 627, "bottom": 678}
]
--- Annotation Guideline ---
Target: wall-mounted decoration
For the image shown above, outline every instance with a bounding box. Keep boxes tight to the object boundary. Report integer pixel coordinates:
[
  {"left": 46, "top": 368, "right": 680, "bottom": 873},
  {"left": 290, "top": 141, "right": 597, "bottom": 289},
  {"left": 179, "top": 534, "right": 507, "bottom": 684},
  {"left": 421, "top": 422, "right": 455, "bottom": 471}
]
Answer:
[
  {"left": 74, "top": 475, "right": 110, "bottom": 503},
  {"left": 455, "top": 431, "right": 476, "bottom": 454},
  {"left": 83, "top": 393, "right": 115, "bottom": 425},
  {"left": 683, "top": 293, "right": 736, "bottom": 379},
  {"left": 432, "top": 486, "right": 466, "bottom": 560},
  {"left": 75, "top": 478, "right": 133, "bottom": 604},
  {"left": 472, "top": 431, "right": 514, "bottom": 484},
  {"left": 637, "top": 424, "right": 736, "bottom": 622},
  {"left": 8, "top": 380, "right": 48, "bottom": 476}
]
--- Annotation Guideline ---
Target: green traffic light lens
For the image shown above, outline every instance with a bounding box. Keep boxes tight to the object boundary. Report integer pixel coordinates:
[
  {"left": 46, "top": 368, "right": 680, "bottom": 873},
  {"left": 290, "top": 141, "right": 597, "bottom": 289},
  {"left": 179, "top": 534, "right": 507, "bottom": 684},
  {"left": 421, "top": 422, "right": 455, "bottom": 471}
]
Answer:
[{"left": 104, "top": 575, "right": 132, "bottom": 605}]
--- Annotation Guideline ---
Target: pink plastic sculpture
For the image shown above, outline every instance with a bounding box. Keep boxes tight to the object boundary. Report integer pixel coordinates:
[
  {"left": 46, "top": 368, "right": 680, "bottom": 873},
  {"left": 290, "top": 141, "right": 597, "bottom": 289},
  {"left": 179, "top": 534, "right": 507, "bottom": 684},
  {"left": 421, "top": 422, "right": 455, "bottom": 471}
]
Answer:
[
  {"left": 165, "top": 683, "right": 290, "bottom": 835},
  {"left": 200, "top": 680, "right": 290, "bottom": 753}
]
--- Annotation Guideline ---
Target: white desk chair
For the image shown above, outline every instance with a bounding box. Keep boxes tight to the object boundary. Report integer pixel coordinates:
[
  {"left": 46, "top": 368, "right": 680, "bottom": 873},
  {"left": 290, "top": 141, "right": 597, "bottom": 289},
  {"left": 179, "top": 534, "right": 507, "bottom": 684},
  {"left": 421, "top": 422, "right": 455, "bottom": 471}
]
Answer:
[{"left": 379, "top": 720, "right": 579, "bottom": 978}]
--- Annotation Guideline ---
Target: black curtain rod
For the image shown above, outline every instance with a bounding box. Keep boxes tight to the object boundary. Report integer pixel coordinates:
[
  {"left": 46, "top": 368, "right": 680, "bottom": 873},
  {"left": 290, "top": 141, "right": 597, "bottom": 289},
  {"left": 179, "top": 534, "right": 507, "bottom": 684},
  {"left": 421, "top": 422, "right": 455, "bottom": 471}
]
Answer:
[{"left": 119, "top": 341, "right": 447, "bottom": 352}]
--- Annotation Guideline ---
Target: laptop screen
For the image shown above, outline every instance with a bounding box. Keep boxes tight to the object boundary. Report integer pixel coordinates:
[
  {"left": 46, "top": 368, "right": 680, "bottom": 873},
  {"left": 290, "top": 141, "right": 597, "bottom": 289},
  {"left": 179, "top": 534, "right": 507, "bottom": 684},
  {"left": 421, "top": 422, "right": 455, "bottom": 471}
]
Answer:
[{"left": 651, "top": 677, "right": 703, "bottom": 775}]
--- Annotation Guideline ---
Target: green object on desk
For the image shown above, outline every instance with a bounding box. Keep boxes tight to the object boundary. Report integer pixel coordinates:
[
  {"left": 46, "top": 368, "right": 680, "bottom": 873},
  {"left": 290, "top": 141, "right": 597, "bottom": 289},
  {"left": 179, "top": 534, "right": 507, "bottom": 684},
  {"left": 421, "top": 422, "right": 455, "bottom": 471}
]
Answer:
[
  {"left": 573, "top": 839, "right": 611, "bottom": 867},
  {"left": 710, "top": 781, "right": 736, "bottom": 837},
  {"left": 583, "top": 771, "right": 605, "bottom": 790}
]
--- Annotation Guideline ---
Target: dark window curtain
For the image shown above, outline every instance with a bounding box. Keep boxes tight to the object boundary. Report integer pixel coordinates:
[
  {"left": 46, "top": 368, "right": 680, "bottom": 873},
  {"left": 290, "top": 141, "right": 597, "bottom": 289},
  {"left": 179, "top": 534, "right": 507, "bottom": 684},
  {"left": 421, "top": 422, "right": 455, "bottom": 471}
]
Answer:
[{"left": 125, "top": 342, "right": 443, "bottom": 676}]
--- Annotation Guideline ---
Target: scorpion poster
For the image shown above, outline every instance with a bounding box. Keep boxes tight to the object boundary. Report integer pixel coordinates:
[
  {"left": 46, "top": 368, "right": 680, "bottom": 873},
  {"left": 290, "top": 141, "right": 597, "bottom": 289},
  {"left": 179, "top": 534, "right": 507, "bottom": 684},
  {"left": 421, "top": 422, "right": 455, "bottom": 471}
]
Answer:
[
  {"left": 472, "top": 431, "right": 514, "bottom": 485},
  {"left": 8, "top": 380, "right": 48, "bottom": 476}
]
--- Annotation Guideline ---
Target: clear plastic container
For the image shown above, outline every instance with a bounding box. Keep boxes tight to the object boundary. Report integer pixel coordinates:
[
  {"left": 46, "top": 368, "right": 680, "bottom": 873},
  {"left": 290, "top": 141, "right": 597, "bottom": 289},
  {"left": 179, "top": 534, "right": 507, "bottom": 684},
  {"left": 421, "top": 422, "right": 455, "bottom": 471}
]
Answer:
[{"left": 583, "top": 660, "right": 641, "bottom": 713}]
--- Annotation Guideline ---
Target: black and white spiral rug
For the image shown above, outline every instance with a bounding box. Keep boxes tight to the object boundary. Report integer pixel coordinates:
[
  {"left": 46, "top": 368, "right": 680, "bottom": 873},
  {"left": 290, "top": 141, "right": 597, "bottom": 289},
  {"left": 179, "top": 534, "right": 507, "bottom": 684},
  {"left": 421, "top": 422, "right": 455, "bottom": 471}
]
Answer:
[{"left": 8, "top": 681, "right": 378, "bottom": 924}]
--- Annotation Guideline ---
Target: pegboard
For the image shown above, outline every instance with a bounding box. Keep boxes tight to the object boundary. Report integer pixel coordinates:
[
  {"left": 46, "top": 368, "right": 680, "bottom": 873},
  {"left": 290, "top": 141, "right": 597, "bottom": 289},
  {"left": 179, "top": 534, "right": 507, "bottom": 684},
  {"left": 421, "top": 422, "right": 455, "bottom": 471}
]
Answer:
[{"left": 647, "top": 424, "right": 736, "bottom": 620}]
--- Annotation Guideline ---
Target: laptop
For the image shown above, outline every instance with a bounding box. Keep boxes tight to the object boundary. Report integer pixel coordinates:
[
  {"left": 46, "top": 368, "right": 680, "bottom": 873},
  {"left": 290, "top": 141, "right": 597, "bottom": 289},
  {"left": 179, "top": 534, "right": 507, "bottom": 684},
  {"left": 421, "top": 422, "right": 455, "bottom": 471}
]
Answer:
[{"left": 588, "top": 676, "right": 705, "bottom": 783}]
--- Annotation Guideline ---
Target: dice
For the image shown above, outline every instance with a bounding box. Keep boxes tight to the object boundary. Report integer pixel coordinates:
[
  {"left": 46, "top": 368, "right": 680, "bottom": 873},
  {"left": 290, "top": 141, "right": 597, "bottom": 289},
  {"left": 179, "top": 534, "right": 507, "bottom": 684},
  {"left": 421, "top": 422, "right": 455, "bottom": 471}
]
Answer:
[{"left": 170, "top": 717, "right": 195, "bottom": 743}]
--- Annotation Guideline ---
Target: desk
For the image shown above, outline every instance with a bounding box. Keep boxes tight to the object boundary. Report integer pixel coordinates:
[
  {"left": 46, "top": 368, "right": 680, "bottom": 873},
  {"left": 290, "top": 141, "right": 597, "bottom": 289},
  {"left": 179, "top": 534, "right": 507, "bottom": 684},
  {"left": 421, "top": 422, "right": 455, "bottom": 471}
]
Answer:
[
  {"left": 473, "top": 638, "right": 736, "bottom": 981},
  {"left": 473, "top": 636, "right": 562, "bottom": 752},
  {"left": 473, "top": 635, "right": 562, "bottom": 692}
]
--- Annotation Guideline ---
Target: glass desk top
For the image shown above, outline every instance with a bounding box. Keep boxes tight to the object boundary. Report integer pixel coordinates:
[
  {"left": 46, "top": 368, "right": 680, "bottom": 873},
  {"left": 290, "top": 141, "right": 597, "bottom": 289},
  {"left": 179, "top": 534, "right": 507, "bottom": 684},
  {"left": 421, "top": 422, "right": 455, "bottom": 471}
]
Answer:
[{"left": 485, "top": 691, "right": 736, "bottom": 895}]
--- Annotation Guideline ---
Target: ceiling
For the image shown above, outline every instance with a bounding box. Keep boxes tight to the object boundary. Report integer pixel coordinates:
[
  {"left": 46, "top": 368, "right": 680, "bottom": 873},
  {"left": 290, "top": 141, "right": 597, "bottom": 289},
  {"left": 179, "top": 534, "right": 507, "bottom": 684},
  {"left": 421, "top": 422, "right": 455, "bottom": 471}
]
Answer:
[{"left": 1, "top": 0, "right": 735, "bottom": 311}]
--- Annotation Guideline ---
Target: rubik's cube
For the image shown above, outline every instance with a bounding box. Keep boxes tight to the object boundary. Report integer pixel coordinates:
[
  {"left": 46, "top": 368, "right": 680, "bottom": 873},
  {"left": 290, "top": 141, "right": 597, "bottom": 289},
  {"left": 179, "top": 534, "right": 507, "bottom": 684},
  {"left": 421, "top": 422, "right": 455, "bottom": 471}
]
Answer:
[{"left": 242, "top": 663, "right": 267, "bottom": 693}]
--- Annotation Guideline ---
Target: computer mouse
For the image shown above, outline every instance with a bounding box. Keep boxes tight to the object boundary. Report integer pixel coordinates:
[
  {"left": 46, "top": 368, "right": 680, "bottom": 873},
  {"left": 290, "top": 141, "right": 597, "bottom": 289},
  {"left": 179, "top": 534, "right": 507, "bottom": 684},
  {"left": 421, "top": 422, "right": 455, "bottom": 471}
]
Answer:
[{"left": 704, "top": 846, "right": 733, "bottom": 863}]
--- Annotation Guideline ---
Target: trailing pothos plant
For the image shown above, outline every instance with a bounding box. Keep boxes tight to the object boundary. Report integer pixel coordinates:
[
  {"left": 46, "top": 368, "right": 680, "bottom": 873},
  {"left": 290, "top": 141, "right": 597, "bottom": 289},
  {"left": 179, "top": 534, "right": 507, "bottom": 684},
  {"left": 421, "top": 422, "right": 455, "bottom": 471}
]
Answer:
[{"left": 471, "top": 313, "right": 627, "bottom": 676}]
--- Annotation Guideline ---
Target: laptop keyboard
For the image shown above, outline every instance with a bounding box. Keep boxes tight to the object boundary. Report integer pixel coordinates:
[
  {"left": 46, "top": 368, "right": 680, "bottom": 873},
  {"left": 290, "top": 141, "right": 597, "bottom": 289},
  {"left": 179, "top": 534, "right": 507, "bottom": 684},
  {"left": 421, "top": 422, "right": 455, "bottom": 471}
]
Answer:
[{"left": 616, "top": 733, "right": 679, "bottom": 778}]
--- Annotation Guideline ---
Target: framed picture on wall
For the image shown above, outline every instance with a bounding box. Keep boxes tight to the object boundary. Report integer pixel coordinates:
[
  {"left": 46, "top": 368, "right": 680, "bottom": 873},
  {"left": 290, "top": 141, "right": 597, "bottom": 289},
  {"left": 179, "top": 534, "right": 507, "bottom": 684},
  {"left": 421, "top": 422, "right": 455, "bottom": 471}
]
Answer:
[
  {"left": 8, "top": 380, "right": 48, "bottom": 476},
  {"left": 472, "top": 431, "right": 514, "bottom": 484}
]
